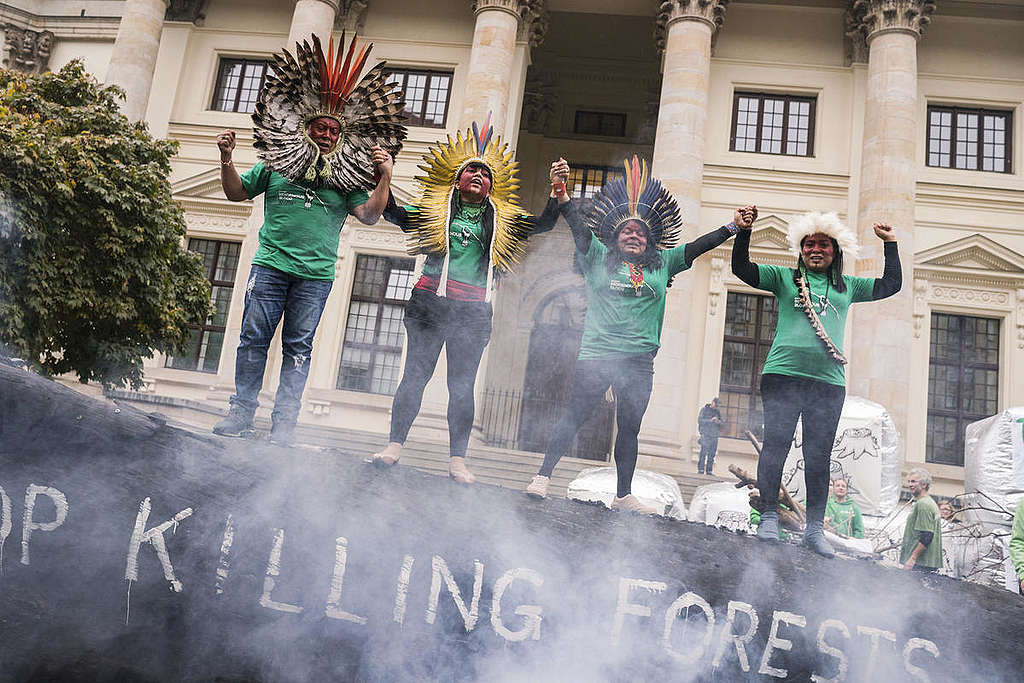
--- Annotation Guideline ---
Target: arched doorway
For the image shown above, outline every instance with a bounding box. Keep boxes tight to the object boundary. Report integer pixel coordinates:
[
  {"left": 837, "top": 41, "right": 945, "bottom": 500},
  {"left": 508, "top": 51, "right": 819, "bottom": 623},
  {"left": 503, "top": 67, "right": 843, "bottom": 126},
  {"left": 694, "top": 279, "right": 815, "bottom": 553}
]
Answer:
[{"left": 517, "top": 287, "right": 614, "bottom": 461}]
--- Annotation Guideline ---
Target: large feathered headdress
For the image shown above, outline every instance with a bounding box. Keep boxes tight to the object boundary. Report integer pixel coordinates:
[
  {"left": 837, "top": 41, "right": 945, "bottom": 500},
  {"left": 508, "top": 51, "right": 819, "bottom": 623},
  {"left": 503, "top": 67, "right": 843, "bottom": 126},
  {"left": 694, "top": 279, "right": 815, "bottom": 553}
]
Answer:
[
  {"left": 786, "top": 211, "right": 859, "bottom": 260},
  {"left": 406, "top": 114, "right": 531, "bottom": 299},
  {"left": 252, "top": 33, "right": 407, "bottom": 192},
  {"left": 585, "top": 156, "right": 683, "bottom": 250}
]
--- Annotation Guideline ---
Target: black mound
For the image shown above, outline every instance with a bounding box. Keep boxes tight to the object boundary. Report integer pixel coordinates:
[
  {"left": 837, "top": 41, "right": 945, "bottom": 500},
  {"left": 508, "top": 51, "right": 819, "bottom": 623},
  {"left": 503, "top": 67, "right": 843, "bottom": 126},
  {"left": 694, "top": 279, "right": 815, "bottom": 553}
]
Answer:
[{"left": 1, "top": 363, "right": 1022, "bottom": 682}]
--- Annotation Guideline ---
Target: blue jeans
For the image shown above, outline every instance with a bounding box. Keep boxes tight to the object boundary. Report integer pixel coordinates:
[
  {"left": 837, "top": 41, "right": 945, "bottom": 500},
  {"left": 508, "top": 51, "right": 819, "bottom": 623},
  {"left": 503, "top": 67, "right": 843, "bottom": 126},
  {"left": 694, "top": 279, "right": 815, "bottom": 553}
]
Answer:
[{"left": 230, "top": 265, "right": 333, "bottom": 425}]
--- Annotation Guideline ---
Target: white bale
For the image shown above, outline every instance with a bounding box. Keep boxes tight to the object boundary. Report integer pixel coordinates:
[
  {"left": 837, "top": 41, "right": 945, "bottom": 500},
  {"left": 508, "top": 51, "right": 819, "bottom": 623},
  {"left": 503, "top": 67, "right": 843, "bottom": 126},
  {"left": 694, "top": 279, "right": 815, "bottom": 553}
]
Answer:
[
  {"left": 963, "top": 407, "right": 1024, "bottom": 528},
  {"left": 566, "top": 467, "right": 686, "bottom": 520},
  {"left": 780, "top": 395, "right": 901, "bottom": 516},
  {"left": 688, "top": 482, "right": 754, "bottom": 533}
]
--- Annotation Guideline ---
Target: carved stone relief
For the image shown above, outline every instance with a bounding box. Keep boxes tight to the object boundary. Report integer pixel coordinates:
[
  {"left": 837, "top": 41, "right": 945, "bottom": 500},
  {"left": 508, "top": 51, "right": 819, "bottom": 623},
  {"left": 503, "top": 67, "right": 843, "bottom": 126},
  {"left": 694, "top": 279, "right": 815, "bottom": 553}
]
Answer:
[
  {"left": 654, "top": 0, "right": 729, "bottom": 53},
  {"left": 3, "top": 25, "right": 55, "bottom": 75},
  {"left": 1016, "top": 289, "right": 1024, "bottom": 350},
  {"left": 165, "top": 0, "right": 209, "bottom": 24},
  {"left": 334, "top": 0, "right": 369, "bottom": 33},
  {"left": 848, "top": 0, "right": 936, "bottom": 40},
  {"left": 521, "top": 70, "right": 556, "bottom": 135},
  {"left": 708, "top": 257, "right": 725, "bottom": 317}
]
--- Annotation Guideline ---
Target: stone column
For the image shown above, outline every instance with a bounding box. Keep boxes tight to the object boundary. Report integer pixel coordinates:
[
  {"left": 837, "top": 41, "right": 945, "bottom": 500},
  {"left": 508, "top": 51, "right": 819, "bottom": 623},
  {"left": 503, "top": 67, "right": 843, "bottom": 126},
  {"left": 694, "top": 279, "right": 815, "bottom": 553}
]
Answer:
[
  {"left": 460, "top": 0, "right": 532, "bottom": 134},
  {"left": 287, "top": 0, "right": 340, "bottom": 48},
  {"left": 105, "top": 0, "right": 169, "bottom": 122},
  {"left": 847, "top": 0, "right": 935, "bottom": 442},
  {"left": 642, "top": 0, "right": 727, "bottom": 465}
]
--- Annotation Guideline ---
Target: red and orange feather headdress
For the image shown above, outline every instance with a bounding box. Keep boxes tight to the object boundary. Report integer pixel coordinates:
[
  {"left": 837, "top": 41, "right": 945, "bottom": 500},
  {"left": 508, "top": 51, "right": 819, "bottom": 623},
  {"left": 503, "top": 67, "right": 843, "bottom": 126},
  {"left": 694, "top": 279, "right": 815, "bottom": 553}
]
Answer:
[{"left": 252, "top": 33, "right": 407, "bottom": 192}]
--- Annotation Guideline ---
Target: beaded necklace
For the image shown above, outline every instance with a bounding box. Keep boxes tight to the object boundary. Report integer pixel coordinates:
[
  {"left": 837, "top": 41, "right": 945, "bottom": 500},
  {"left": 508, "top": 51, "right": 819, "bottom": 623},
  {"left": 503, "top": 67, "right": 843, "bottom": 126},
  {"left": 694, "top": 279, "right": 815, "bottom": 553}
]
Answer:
[
  {"left": 453, "top": 200, "right": 486, "bottom": 248},
  {"left": 794, "top": 267, "right": 846, "bottom": 365},
  {"left": 626, "top": 262, "right": 645, "bottom": 296}
]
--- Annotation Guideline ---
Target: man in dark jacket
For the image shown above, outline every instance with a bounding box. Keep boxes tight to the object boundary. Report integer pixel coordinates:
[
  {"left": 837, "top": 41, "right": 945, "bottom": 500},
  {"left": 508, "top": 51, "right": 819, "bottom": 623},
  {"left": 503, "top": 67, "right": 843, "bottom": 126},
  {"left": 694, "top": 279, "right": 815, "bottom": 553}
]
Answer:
[{"left": 697, "top": 397, "right": 723, "bottom": 475}]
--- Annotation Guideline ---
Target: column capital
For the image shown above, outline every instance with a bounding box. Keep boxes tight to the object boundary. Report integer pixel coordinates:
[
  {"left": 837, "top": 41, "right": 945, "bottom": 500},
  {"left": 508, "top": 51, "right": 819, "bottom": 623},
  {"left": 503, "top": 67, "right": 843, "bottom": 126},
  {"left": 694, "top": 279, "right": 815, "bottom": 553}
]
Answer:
[
  {"left": 334, "top": 0, "right": 369, "bottom": 33},
  {"left": 472, "top": 0, "right": 526, "bottom": 20},
  {"left": 848, "top": 0, "right": 936, "bottom": 43},
  {"left": 843, "top": 8, "right": 869, "bottom": 65},
  {"left": 297, "top": 0, "right": 340, "bottom": 11},
  {"left": 471, "top": 0, "right": 548, "bottom": 48},
  {"left": 165, "top": 0, "right": 207, "bottom": 24},
  {"left": 654, "top": 0, "right": 728, "bottom": 53},
  {"left": 518, "top": 0, "right": 548, "bottom": 48}
]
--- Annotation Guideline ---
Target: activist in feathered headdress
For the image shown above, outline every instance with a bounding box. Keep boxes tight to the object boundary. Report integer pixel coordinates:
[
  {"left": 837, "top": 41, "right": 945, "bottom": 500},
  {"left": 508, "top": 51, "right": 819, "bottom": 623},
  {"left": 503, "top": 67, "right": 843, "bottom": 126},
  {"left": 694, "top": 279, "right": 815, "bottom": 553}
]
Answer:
[
  {"left": 371, "top": 130, "right": 568, "bottom": 483},
  {"left": 584, "top": 156, "right": 683, "bottom": 272},
  {"left": 730, "top": 204, "right": 901, "bottom": 558},
  {"left": 403, "top": 113, "right": 532, "bottom": 297},
  {"left": 521, "top": 156, "right": 753, "bottom": 507},
  {"left": 786, "top": 211, "right": 859, "bottom": 294},
  {"left": 252, "top": 32, "right": 407, "bottom": 191}
]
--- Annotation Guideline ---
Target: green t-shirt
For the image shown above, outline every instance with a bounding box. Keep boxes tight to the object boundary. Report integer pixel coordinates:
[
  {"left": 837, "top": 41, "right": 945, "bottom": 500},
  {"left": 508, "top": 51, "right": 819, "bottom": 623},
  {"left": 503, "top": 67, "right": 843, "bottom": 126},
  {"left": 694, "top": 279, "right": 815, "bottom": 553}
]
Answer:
[
  {"left": 420, "top": 202, "right": 488, "bottom": 288},
  {"left": 241, "top": 162, "right": 369, "bottom": 280},
  {"left": 899, "top": 494, "right": 943, "bottom": 569},
  {"left": 824, "top": 496, "right": 864, "bottom": 538},
  {"left": 577, "top": 233, "right": 690, "bottom": 359},
  {"left": 757, "top": 265, "right": 875, "bottom": 386},
  {"left": 1010, "top": 498, "right": 1024, "bottom": 582}
]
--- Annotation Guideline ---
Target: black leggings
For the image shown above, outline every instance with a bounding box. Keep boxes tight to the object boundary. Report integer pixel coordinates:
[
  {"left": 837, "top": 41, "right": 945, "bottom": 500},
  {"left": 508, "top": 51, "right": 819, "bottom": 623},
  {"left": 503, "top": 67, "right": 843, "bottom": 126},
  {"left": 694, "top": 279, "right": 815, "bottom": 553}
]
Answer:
[
  {"left": 388, "top": 289, "right": 492, "bottom": 458},
  {"left": 758, "top": 373, "right": 845, "bottom": 524},
  {"left": 538, "top": 355, "right": 654, "bottom": 498}
]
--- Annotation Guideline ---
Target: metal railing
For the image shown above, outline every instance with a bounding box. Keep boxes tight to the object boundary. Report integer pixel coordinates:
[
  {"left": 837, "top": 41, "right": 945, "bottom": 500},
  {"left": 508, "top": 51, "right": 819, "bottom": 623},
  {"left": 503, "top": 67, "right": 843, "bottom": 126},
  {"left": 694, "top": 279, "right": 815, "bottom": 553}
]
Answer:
[{"left": 478, "top": 387, "right": 612, "bottom": 462}]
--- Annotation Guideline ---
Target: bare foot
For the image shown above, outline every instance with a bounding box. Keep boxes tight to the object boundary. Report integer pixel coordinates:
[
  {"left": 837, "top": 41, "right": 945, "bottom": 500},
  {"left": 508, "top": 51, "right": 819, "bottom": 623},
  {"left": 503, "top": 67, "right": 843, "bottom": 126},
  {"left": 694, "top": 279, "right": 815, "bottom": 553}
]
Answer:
[
  {"left": 448, "top": 456, "right": 476, "bottom": 484},
  {"left": 372, "top": 442, "right": 403, "bottom": 468}
]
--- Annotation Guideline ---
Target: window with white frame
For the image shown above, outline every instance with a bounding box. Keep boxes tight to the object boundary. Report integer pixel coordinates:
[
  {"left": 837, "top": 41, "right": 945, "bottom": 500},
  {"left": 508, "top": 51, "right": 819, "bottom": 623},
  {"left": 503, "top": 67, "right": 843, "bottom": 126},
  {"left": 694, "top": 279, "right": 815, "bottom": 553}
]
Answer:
[
  {"left": 926, "top": 312, "right": 1000, "bottom": 466},
  {"left": 166, "top": 239, "right": 241, "bottom": 373},
  {"left": 730, "top": 91, "right": 816, "bottom": 157},
  {"left": 211, "top": 58, "right": 272, "bottom": 113},
  {"left": 926, "top": 105, "right": 1012, "bottom": 173},
  {"left": 719, "top": 291, "right": 779, "bottom": 440},
  {"left": 384, "top": 69, "right": 453, "bottom": 128},
  {"left": 337, "top": 254, "right": 417, "bottom": 394}
]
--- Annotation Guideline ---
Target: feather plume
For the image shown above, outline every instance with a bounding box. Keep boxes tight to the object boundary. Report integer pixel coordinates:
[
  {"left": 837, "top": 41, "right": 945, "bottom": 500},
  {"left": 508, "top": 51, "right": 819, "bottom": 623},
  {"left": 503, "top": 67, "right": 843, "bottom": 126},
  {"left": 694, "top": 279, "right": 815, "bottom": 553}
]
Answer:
[
  {"left": 406, "top": 118, "right": 532, "bottom": 274},
  {"left": 251, "top": 33, "right": 407, "bottom": 192},
  {"left": 584, "top": 155, "right": 683, "bottom": 250}
]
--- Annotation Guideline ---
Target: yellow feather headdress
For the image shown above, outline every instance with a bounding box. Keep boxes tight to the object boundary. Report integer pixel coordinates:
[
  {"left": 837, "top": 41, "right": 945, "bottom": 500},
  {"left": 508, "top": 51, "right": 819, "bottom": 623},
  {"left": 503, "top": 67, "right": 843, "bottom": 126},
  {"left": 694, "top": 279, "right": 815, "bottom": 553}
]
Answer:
[{"left": 406, "top": 115, "right": 532, "bottom": 296}]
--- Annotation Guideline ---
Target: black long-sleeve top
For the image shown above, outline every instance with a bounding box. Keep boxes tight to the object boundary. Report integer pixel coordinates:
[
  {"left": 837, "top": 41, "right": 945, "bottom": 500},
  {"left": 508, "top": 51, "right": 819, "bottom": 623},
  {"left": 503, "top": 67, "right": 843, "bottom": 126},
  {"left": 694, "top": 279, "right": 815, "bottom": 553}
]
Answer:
[
  {"left": 730, "top": 229, "right": 902, "bottom": 301},
  {"left": 730, "top": 228, "right": 903, "bottom": 385},
  {"left": 561, "top": 199, "right": 733, "bottom": 269}
]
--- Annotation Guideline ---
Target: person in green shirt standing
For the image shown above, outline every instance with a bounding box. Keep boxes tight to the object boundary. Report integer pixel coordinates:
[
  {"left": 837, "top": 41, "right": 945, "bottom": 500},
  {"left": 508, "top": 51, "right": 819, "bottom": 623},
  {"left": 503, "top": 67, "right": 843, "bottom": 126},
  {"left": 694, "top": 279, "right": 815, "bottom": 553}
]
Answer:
[
  {"left": 824, "top": 476, "right": 864, "bottom": 538},
  {"left": 523, "top": 156, "right": 754, "bottom": 512},
  {"left": 1009, "top": 497, "right": 1024, "bottom": 595},
  {"left": 370, "top": 117, "right": 564, "bottom": 483},
  {"left": 732, "top": 210, "right": 901, "bottom": 556},
  {"left": 212, "top": 34, "right": 406, "bottom": 446},
  {"left": 900, "top": 468, "right": 943, "bottom": 572}
]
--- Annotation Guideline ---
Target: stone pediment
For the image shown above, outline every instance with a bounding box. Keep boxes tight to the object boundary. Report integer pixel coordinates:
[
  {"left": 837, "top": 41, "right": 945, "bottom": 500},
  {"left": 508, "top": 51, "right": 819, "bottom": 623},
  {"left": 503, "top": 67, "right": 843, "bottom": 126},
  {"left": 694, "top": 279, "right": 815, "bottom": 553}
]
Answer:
[
  {"left": 748, "top": 215, "right": 792, "bottom": 252},
  {"left": 916, "top": 234, "right": 1024, "bottom": 274},
  {"left": 172, "top": 169, "right": 225, "bottom": 201}
]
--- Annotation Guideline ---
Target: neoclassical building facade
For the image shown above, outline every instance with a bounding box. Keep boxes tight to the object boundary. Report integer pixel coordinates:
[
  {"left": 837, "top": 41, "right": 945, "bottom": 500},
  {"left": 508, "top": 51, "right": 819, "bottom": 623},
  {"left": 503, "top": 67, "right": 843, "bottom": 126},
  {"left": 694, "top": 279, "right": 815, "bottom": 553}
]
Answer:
[{"left": 3, "top": 0, "right": 1023, "bottom": 497}]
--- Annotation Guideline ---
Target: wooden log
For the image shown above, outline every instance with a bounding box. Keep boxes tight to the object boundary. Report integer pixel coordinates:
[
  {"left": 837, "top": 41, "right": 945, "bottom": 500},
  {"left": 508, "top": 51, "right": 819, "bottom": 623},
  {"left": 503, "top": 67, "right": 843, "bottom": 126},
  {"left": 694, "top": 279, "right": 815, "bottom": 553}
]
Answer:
[{"left": 1, "top": 364, "right": 1023, "bottom": 682}]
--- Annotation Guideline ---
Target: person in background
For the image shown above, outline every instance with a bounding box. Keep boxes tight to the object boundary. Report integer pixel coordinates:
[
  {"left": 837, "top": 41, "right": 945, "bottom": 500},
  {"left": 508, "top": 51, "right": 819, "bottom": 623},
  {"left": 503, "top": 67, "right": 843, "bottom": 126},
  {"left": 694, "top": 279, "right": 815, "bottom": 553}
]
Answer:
[
  {"left": 1010, "top": 497, "right": 1024, "bottom": 595},
  {"left": 824, "top": 476, "right": 864, "bottom": 538},
  {"left": 697, "top": 397, "right": 723, "bottom": 475},
  {"left": 900, "top": 468, "right": 943, "bottom": 573}
]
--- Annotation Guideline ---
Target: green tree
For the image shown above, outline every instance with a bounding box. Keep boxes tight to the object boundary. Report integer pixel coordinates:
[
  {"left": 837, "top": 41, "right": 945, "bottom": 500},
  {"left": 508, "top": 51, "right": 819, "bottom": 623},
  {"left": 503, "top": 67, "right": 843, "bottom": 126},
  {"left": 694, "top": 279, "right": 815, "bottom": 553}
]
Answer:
[{"left": 0, "top": 61, "right": 212, "bottom": 388}]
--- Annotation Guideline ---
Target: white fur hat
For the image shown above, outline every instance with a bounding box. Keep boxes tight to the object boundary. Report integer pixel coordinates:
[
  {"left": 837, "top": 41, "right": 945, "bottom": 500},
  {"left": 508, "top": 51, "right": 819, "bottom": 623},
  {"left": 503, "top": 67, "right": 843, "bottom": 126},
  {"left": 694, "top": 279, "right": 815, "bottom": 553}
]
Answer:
[{"left": 785, "top": 211, "right": 859, "bottom": 261}]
